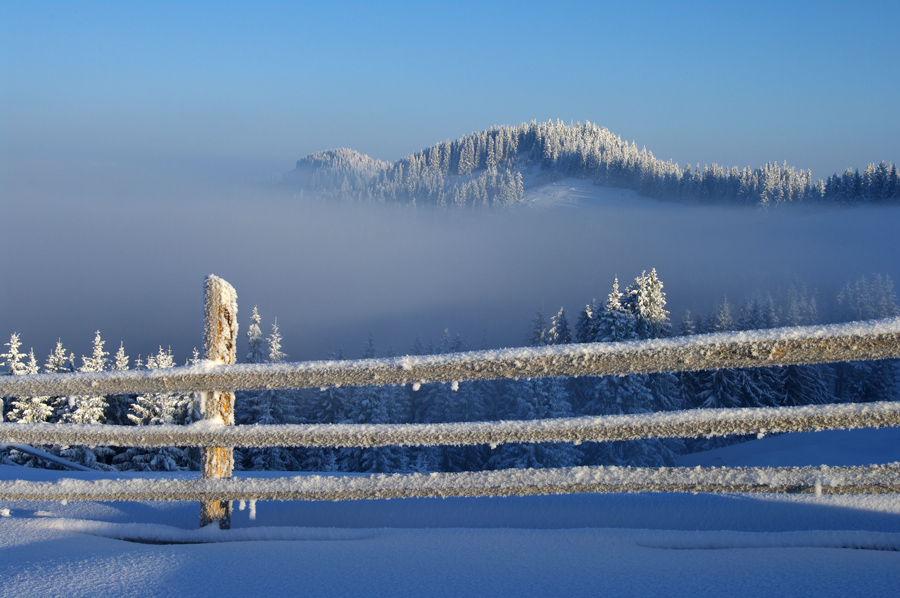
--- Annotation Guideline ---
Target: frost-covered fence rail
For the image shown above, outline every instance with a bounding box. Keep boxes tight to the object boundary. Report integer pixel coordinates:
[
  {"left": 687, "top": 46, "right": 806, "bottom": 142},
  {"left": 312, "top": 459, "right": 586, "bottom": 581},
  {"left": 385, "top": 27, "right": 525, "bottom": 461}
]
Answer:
[
  {"left": 2, "top": 276, "right": 900, "bottom": 521},
  {"left": 3, "top": 464, "right": 899, "bottom": 502},
  {"left": 3, "top": 402, "right": 900, "bottom": 449},
  {"left": 1, "top": 318, "right": 899, "bottom": 398}
]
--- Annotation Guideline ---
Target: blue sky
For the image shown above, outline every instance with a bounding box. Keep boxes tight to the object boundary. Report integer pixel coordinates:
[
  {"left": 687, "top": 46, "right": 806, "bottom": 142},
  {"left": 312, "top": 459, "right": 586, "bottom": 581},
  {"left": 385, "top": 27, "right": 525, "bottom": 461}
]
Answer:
[
  {"left": 2, "top": 0, "right": 898, "bottom": 179},
  {"left": 2, "top": 0, "right": 899, "bottom": 361}
]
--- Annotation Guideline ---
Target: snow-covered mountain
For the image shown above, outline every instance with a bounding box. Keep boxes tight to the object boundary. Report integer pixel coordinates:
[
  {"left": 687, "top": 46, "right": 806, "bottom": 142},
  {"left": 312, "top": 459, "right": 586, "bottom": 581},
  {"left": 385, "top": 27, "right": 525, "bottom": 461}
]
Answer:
[{"left": 285, "top": 121, "right": 900, "bottom": 208}]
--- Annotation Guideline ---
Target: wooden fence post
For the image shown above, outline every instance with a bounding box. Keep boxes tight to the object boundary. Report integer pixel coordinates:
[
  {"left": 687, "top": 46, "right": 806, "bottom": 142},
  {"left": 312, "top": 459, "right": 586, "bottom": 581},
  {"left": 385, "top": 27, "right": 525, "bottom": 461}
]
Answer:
[{"left": 200, "top": 275, "right": 238, "bottom": 528}]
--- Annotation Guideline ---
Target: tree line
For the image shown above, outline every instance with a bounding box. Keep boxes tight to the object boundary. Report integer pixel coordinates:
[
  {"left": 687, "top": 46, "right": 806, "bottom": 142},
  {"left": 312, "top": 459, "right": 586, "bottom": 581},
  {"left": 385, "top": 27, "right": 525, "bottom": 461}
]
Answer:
[
  {"left": 287, "top": 121, "right": 900, "bottom": 208},
  {"left": 2, "top": 272, "right": 898, "bottom": 473}
]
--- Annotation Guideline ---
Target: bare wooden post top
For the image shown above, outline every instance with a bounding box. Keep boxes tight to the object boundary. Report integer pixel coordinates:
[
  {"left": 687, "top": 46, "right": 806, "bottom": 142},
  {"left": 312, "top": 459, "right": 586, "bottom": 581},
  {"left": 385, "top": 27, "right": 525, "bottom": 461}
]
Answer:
[{"left": 200, "top": 274, "right": 238, "bottom": 529}]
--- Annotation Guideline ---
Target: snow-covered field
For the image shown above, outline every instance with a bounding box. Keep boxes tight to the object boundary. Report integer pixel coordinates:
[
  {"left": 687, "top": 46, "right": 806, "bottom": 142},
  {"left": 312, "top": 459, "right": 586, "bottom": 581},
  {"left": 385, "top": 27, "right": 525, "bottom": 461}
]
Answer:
[{"left": 2, "top": 428, "right": 899, "bottom": 597}]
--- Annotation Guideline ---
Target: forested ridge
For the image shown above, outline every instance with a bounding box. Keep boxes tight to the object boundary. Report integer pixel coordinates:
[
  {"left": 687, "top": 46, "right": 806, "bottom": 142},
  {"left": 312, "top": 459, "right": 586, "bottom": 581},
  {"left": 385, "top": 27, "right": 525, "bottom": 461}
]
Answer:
[
  {"left": 286, "top": 121, "right": 900, "bottom": 208},
  {"left": 3, "top": 272, "right": 897, "bottom": 474}
]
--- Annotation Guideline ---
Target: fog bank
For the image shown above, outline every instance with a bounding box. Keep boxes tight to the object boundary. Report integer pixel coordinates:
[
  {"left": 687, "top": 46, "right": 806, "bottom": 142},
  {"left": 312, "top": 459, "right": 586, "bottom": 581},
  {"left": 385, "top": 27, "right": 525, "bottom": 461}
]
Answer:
[{"left": 2, "top": 158, "right": 898, "bottom": 364}]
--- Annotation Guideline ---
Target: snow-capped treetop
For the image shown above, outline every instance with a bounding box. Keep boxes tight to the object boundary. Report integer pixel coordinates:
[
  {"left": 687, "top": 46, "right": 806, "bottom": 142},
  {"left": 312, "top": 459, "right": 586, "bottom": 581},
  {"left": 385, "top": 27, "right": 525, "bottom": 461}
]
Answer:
[
  {"left": 143, "top": 347, "right": 176, "bottom": 370},
  {"left": 246, "top": 306, "right": 266, "bottom": 364},
  {"left": 113, "top": 343, "right": 130, "bottom": 371},
  {"left": 546, "top": 307, "right": 572, "bottom": 345},
  {"left": 80, "top": 331, "right": 108, "bottom": 373},
  {"left": 268, "top": 320, "right": 286, "bottom": 364},
  {"left": 44, "top": 340, "right": 75, "bottom": 374},
  {"left": 1, "top": 333, "right": 28, "bottom": 376}
]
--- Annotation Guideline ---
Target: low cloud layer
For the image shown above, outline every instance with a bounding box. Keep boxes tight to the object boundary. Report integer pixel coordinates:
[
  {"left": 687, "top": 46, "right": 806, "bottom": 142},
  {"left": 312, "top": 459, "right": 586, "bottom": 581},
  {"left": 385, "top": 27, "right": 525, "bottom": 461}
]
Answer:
[{"left": 3, "top": 157, "right": 898, "bottom": 364}]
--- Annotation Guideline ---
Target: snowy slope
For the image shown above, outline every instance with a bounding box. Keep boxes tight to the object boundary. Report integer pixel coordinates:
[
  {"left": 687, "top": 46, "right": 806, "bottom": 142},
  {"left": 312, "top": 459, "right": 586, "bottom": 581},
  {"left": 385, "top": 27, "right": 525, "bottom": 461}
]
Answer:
[{"left": 523, "top": 178, "right": 668, "bottom": 210}]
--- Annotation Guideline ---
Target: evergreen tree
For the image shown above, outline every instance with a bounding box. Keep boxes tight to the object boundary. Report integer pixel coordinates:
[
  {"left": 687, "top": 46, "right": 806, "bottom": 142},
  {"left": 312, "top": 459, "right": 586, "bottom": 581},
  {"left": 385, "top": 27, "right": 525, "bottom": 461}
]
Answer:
[
  {"left": 626, "top": 269, "right": 670, "bottom": 339},
  {"left": 267, "top": 319, "right": 287, "bottom": 363},
  {"left": 594, "top": 277, "right": 636, "bottom": 342},
  {"left": 679, "top": 310, "right": 695, "bottom": 336},
  {"left": 246, "top": 306, "right": 266, "bottom": 364},
  {"left": 45, "top": 340, "right": 75, "bottom": 374},
  {"left": 64, "top": 331, "right": 110, "bottom": 425},
  {"left": 575, "top": 299, "right": 597, "bottom": 343},
  {"left": 1, "top": 333, "right": 28, "bottom": 376},
  {"left": 5, "top": 348, "right": 53, "bottom": 424},
  {"left": 546, "top": 307, "right": 572, "bottom": 345},
  {"left": 117, "top": 347, "right": 194, "bottom": 471},
  {"left": 529, "top": 307, "right": 547, "bottom": 346}
]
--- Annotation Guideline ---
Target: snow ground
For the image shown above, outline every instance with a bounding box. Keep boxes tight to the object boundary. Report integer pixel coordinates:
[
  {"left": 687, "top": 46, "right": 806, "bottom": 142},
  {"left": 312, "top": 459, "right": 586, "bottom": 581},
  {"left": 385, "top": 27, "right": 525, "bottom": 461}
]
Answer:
[
  {"left": 523, "top": 178, "right": 681, "bottom": 210},
  {"left": 2, "top": 429, "right": 899, "bottom": 598}
]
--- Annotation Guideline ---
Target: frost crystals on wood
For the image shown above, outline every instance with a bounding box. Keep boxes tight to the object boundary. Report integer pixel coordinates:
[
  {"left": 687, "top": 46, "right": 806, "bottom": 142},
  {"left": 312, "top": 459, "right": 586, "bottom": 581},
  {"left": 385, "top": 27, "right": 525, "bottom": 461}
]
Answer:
[{"left": 199, "top": 274, "right": 237, "bottom": 529}]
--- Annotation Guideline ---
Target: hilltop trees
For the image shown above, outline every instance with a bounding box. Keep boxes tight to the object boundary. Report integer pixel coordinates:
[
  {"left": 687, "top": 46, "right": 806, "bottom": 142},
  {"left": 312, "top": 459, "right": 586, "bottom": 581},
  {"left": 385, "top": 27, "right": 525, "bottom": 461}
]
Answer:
[{"left": 289, "top": 121, "right": 900, "bottom": 208}]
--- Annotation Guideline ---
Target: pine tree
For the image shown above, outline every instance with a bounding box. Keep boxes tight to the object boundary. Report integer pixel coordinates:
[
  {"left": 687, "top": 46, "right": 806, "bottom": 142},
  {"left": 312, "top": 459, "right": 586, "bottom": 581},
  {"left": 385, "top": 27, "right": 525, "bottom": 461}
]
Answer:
[
  {"left": 6, "top": 348, "right": 54, "bottom": 424},
  {"left": 679, "top": 310, "right": 695, "bottom": 336},
  {"left": 44, "top": 340, "right": 75, "bottom": 374},
  {"left": 547, "top": 307, "right": 572, "bottom": 345},
  {"left": 626, "top": 269, "right": 670, "bottom": 339},
  {"left": 594, "top": 277, "right": 636, "bottom": 342},
  {"left": 715, "top": 298, "right": 734, "bottom": 331},
  {"left": 246, "top": 306, "right": 266, "bottom": 364},
  {"left": 575, "top": 299, "right": 597, "bottom": 343},
  {"left": 529, "top": 307, "right": 547, "bottom": 346},
  {"left": 267, "top": 319, "right": 286, "bottom": 363},
  {"left": 1, "top": 333, "right": 28, "bottom": 376},
  {"left": 64, "top": 331, "right": 110, "bottom": 425},
  {"left": 112, "top": 342, "right": 129, "bottom": 371},
  {"left": 117, "top": 347, "right": 194, "bottom": 471}
]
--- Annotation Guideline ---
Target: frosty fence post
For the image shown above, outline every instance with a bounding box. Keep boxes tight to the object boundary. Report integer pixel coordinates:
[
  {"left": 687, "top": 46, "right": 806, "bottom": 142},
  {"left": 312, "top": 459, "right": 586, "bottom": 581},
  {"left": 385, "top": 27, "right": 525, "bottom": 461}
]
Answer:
[{"left": 200, "top": 275, "right": 238, "bottom": 529}]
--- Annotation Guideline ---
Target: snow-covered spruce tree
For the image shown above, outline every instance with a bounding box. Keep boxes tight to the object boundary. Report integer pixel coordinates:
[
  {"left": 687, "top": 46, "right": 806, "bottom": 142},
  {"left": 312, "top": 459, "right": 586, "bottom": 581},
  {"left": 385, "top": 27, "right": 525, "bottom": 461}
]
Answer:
[
  {"left": 115, "top": 347, "right": 195, "bottom": 472},
  {"left": 624, "top": 269, "right": 670, "bottom": 340},
  {"left": 106, "top": 342, "right": 134, "bottom": 425},
  {"left": 3, "top": 339, "right": 78, "bottom": 467},
  {"left": 528, "top": 307, "right": 547, "bottom": 347},
  {"left": 246, "top": 306, "right": 267, "bottom": 364},
  {"left": 6, "top": 348, "right": 53, "bottom": 424},
  {"left": 580, "top": 273, "right": 680, "bottom": 465},
  {"left": 546, "top": 307, "right": 572, "bottom": 345},
  {"left": 1, "top": 337, "right": 39, "bottom": 420},
  {"left": 62, "top": 331, "right": 109, "bottom": 425},
  {"left": 593, "top": 277, "right": 637, "bottom": 343},
  {"left": 0, "top": 339, "right": 56, "bottom": 467},
  {"left": 51, "top": 332, "right": 116, "bottom": 469},
  {"left": 1, "top": 333, "right": 28, "bottom": 377},
  {"left": 575, "top": 299, "right": 598, "bottom": 343}
]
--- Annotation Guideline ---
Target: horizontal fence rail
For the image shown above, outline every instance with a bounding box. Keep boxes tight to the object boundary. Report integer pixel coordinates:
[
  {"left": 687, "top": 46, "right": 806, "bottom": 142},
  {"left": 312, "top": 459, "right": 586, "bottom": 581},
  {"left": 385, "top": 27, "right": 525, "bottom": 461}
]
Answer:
[
  {"left": 2, "top": 275, "right": 899, "bottom": 527},
  {"left": 3, "top": 402, "right": 900, "bottom": 449},
  {"left": 1, "top": 464, "right": 898, "bottom": 502},
  {"left": 1, "top": 318, "right": 899, "bottom": 399}
]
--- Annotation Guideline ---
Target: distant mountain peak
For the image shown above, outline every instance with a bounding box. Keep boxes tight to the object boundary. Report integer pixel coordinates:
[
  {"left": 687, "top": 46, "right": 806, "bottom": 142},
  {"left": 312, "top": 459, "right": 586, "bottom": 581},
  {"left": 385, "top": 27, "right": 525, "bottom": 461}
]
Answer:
[
  {"left": 295, "top": 148, "right": 390, "bottom": 175},
  {"left": 286, "top": 121, "right": 899, "bottom": 208}
]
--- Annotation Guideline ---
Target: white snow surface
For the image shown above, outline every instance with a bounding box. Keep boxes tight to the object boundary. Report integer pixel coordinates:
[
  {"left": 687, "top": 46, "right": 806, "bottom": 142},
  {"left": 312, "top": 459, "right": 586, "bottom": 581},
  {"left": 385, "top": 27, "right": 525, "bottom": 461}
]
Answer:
[
  {"left": 524, "top": 178, "right": 663, "bottom": 210},
  {"left": 2, "top": 428, "right": 900, "bottom": 597}
]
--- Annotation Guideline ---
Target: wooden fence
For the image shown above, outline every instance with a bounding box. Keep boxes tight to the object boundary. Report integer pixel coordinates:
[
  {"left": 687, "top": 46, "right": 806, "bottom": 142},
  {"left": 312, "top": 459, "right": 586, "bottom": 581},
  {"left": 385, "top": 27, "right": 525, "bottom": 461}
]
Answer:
[{"left": 2, "top": 275, "right": 900, "bottom": 529}]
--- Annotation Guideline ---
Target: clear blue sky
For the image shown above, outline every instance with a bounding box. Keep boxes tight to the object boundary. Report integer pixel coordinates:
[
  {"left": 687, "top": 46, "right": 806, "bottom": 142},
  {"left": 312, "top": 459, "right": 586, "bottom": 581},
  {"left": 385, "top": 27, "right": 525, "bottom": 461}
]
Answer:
[{"left": 2, "top": 0, "right": 898, "bottom": 179}]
